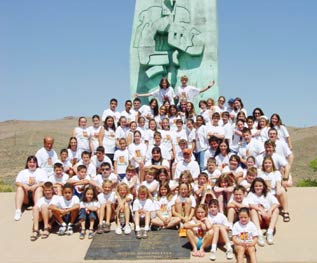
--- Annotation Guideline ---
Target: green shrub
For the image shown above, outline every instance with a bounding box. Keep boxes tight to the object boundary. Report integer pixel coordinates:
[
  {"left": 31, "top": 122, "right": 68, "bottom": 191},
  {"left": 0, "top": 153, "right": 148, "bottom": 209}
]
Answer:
[
  {"left": 310, "top": 158, "right": 317, "bottom": 172},
  {"left": 297, "top": 178, "right": 317, "bottom": 187},
  {"left": 0, "top": 180, "right": 14, "bottom": 192}
]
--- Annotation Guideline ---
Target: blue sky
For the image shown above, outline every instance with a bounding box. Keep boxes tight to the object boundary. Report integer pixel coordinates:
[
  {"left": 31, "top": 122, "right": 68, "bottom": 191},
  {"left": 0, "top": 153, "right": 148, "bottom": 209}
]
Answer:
[{"left": 1, "top": 0, "right": 316, "bottom": 127}]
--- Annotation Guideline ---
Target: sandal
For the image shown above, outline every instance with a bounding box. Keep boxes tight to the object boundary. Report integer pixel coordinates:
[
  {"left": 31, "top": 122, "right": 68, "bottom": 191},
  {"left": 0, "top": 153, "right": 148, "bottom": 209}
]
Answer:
[
  {"left": 88, "top": 229, "right": 94, "bottom": 239},
  {"left": 79, "top": 229, "right": 85, "bottom": 240},
  {"left": 30, "top": 230, "right": 40, "bottom": 241},
  {"left": 282, "top": 212, "right": 290, "bottom": 222},
  {"left": 41, "top": 228, "right": 50, "bottom": 239}
]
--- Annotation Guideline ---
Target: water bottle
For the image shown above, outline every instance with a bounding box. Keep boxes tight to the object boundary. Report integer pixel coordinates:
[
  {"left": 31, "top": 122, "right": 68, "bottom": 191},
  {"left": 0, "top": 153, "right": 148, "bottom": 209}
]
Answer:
[{"left": 119, "top": 211, "right": 125, "bottom": 226}]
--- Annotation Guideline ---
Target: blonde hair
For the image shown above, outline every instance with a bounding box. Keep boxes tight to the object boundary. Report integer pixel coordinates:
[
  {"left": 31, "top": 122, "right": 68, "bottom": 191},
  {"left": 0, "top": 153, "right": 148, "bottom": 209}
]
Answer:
[{"left": 137, "top": 185, "right": 153, "bottom": 200}]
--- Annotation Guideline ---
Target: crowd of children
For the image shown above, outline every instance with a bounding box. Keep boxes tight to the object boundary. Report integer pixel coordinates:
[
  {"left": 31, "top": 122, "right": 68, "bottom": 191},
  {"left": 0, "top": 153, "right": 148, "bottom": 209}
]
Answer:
[{"left": 14, "top": 76, "right": 294, "bottom": 262}]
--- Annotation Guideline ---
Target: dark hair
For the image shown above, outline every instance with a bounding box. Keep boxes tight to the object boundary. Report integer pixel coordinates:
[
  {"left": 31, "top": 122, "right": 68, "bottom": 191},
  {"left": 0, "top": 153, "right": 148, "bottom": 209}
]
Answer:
[
  {"left": 158, "top": 182, "right": 172, "bottom": 200},
  {"left": 60, "top": 148, "right": 68, "bottom": 155},
  {"left": 43, "top": 181, "right": 53, "bottom": 189},
  {"left": 149, "top": 98, "right": 159, "bottom": 116},
  {"left": 104, "top": 116, "right": 116, "bottom": 131},
  {"left": 215, "top": 139, "right": 230, "bottom": 156},
  {"left": 238, "top": 207, "right": 250, "bottom": 216},
  {"left": 209, "top": 198, "right": 219, "bottom": 207},
  {"left": 81, "top": 151, "right": 91, "bottom": 158},
  {"left": 82, "top": 185, "right": 98, "bottom": 202},
  {"left": 54, "top": 162, "right": 63, "bottom": 170},
  {"left": 252, "top": 107, "right": 264, "bottom": 118},
  {"left": 250, "top": 177, "right": 268, "bottom": 197},
  {"left": 110, "top": 98, "right": 118, "bottom": 104},
  {"left": 92, "top": 114, "right": 100, "bottom": 120},
  {"left": 233, "top": 185, "right": 247, "bottom": 193},
  {"left": 100, "top": 162, "right": 111, "bottom": 168},
  {"left": 270, "top": 113, "right": 283, "bottom": 127},
  {"left": 96, "top": 146, "right": 105, "bottom": 153},
  {"left": 63, "top": 183, "right": 74, "bottom": 192},
  {"left": 151, "top": 146, "right": 163, "bottom": 164},
  {"left": 77, "top": 165, "right": 87, "bottom": 172},
  {"left": 25, "top": 155, "right": 39, "bottom": 169},
  {"left": 67, "top": 136, "right": 77, "bottom": 149},
  {"left": 159, "top": 77, "right": 170, "bottom": 88}
]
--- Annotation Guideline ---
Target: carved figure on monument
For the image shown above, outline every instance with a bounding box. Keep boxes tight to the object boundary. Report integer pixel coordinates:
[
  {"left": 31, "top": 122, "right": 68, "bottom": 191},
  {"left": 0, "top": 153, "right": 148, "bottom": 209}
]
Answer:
[{"left": 130, "top": 0, "right": 218, "bottom": 107}]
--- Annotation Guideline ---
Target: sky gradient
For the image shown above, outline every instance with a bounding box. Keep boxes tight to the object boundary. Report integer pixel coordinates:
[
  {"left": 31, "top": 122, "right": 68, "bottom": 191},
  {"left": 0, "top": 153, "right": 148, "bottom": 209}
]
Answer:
[{"left": 1, "top": 0, "right": 316, "bottom": 127}]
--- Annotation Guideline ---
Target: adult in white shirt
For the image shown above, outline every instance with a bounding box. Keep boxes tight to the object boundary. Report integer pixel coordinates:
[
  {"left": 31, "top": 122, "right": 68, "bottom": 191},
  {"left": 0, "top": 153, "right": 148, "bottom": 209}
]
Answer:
[
  {"left": 35, "top": 136, "right": 58, "bottom": 177},
  {"left": 175, "top": 75, "right": 215, "bottom": 103},
  {"left": 120, "top": 100, "right": 138, "bottom": 125},
  {"left": 206, "top": 112, "right": 225, "bottom": 140},
  {"left": 72, "top": 117, "right": 91, "bottom": 155},
  {"left": 88, "top": 114, "right": 103, "bottom": 154},
  {"left": 174, "top": 149, "right": 200, "bottom": 181},
  {"left": 101, "top": 98, "right": 121, "bottom": 123},
  {"left": 14, "top": 156, "right": 49, "bottom": 221},
  {"left": 214, "top": 96, "right": 227, "bottom": 114},
  {"left": 99, "top": 116, "right": 117, "bottom": 162},
  {"left": 135, "top": 77, "right": 176, "bottom": 105}
]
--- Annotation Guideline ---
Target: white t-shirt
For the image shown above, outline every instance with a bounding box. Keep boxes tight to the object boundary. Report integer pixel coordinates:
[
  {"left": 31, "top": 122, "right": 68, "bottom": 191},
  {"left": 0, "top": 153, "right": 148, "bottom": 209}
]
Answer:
[
  {"left": 208, "top": 212, "right": 230, "bottom": 227},
  {"left": 97, "top": 191, "right": 116, "bottom": 205},
  {"left": 101, "top": 108, "right": 121, "bottom": 123},
  {"left": 256, "top": 153, "right": 288, "bottom": 170},
  {"left": 154, "top": 196, "right": 173, "bottom": 218},
  {"left": 16, "top": 168, "right": 48, "bottom": 185},
  {"left": 150, "top": 86, "right": 176, "bottom": 105},
  {"left": 75, "top": 161, "right": 97, "bottom": 179},
  {"left": 73, "top": 127, "right": 90, "bottom": 152},
  {"left": 69, "top": 174, "right": 91, "bottom": 193},
  {"left": 35, "top": 147, "right": 58, "bottom": 176},
  {"left": 203, "top": 169, "right": 222, "bottom": 184},
  {"left": 174, "top": 160, "right": 200, "bottom": 180},
  {"left": 102, "top": 128, "right": 116, "bottom": 154},
  {"left": 36, "top": 195, "right": 59, "bottom": 208},
  {"left": 128, "top": 142, "right": 147, "bottom": 168},
  {"left": 51, "top": 195, "right": 80, "bottom": 209},
  {"left": 195, "top": 125, "right": 209, "bottom": 152},
  {"left": 170, "top": 195, "right": 196, "bottom": 208},
  {"left": 120, "top": 110, "right": 137, "bottom": 124},
  {"left": 232, "top": 220, "right": 258, "bottom": 243},
  {"left": 238, "top": 139, "right": 264, "bottom": 159},
  {"left": 258, "top": 170, "right": 282, "bottom": 195},
  {"left": 94, "top": 173, "right": 118, "bottom": 187},
  {"left": 113, "top": 149, "right": 129, "bottom": 174},
  {"left": 90, "top": 155, "right": 113, "bottom": 170},
  {"left": 176, "top": 85, "right": 200, "bottom": 102},
  {"left": 247, "top": 191, "right": 279, "bottom": 211},
  {"left": 48, "top": 173, "right": 69, "bottom": 184},
  {"left": 80, "top": 200, "right": 100, "bottom": 209},
  {"left": 141, "top": 180, "right": 159, "bottom": 198},
  {"left": 132, "top": 198, "right": 155, "bottom": 212}
]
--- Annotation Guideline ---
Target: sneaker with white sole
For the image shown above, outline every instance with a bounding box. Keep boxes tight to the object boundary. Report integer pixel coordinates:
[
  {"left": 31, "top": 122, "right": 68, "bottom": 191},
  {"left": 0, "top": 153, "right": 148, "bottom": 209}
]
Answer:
[
  {"left": 14, "top": 209, "right": 22, "bottom": 221},
  {"left": 226, "top": 249, "right": 234, "bottom": 260},
  {"left": 115, "top": 226, "right": 123, "bottom": 235},
  {"left": 266, "top": 233, "right": 274, "bottom": 245},
  {"left": 66, "top": 224, "right": 73, "bottom": 235},
  {"left": 209, "top": 250, "right": 216, "bottom": 261},
  {"left": 123, "top": 224, "right": 132, "bottom": 235},
  {"left": 57, "top": 223, "right": 67, "bottom": 236},
  {"left": 136, "top": 230, "right": 142, "bottom": 239},
  {"left": 258, "top": 235, "right": 265, "bottom": 247}
]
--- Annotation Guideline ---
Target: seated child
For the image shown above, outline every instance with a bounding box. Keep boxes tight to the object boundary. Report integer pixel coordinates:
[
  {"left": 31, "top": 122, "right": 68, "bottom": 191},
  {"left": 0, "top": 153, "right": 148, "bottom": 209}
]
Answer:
[
  {"left": 48, "top": 162, "right": 69, "bottom": 195},
  {"left": 121, "top": 165, "right": 139, "bottom": 197},
  {"left": 151, "top": 182, "right": 181, "bottom": 229},
  {"left": 208, "top": 199, "right": 233, "bottom": 261},
  {"left": 232, "top": 207, "right": 258, "bottom": 263},
  {"left": 49, "top": 183, "right": 80, "bottom": 236},
  {"left": 114, "top": 182, "right": 133, "bottom": 235},
  {"left": 30, "top": 181, "right": 58, "bottom": 241},
  {"left": 203, "top": 157, "right": 221, "bottom": 185},
  {"left": 67, "top": 165, "right": 91, "bottom": 199},
  {"left": 141, "top": 167, "right": 159, "bottom": 198},
  {"left": 240, "top": 167, "right": 257, "bottom": 192},
  {"left": 78, "top": 185, "right": 100, "bottom": 240},
  {"left": 133, "top": 185, "right": 155, "bottom": 239},
  {"left": 113, "top": 138, "right": 129, "bottom": 181},
  {"left": 213, "top": 174, "right": 235, "bottom": 214},
  {"left": 184, "top": 204, "right": 213, "bottom": 257},
  {"left": 96, "top": 179, "right": 116, "bottom": 234}
]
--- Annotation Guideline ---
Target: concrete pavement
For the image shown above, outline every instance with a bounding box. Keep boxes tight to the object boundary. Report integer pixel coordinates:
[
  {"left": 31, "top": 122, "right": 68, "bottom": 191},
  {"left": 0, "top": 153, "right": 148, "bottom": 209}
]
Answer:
[{"left": 2, "top": 188, "right": 317, "bottom": 263}]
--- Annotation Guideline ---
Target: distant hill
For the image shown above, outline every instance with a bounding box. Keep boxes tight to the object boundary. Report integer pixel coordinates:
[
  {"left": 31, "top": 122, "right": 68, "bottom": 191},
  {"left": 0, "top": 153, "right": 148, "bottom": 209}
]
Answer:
[{"left": 0, "top": 118, "right": 316, "bottom": 186}]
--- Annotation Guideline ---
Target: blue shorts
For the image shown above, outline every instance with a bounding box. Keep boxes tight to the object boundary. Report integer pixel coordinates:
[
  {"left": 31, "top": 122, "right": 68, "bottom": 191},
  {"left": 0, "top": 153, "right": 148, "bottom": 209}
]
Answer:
[{"left": 78, "top": 208, "right": 97, "bottom": 221}]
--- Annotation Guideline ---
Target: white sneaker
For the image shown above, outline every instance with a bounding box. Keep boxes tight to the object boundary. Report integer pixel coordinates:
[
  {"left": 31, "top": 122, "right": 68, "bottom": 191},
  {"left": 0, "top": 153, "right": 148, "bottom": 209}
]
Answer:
[
  {"left": 226, "top": 249, "right": 234, "bottom": 260},
  {"left": 66, "top": 224, "right": 73, "bottom": 235},
  {"left": 115, "top": 226, "right": 122, "bottom": 235},
  {"left": 57, "top": 223, "right": 67, "bottom": 236},
  {"left": 123, "top": 224, "right": 132, "bottom": 234},
  {"left": 14, "top": 210, "right": 22, "bottom": 221},
  {"left": 209, "top": 250, "right": 216, "bottom": 261},
  {"left": 258, "top": 235, "right": 265, "bottom": 247},
  {"left": 266, "top": 233, "right": 274, "bottom": 245}
]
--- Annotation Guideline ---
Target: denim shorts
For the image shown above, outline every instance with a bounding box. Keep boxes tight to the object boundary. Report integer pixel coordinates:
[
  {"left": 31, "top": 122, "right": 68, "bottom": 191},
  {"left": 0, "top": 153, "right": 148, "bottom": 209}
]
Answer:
[{"left": 78, "top": 208, "right": 97, "bottom": 221}]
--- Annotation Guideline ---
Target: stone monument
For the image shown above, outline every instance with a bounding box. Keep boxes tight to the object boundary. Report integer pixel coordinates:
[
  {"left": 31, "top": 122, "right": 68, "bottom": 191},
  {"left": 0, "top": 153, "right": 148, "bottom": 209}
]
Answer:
[{"left": 130, "top": 0, "right": 218, "bottom": 106}]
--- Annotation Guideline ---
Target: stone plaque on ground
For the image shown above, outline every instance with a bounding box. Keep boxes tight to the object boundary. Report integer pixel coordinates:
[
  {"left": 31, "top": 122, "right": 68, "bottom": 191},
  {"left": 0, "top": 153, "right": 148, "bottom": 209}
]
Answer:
[{"left": 85, "top": 230, "right": 190, "bottom": 260}]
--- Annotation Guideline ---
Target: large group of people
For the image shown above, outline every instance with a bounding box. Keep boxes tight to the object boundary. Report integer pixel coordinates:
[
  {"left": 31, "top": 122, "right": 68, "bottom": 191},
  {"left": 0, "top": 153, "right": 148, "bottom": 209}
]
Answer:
[{"left": 14, "top": 76, "right": 294, "bottom": 263}]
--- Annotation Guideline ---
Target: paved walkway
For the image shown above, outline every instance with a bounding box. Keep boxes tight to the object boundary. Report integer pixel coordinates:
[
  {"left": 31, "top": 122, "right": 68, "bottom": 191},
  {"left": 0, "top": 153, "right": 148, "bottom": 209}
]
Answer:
[{"left": 2, "top": 188, "right": 317, "bottom": 263}]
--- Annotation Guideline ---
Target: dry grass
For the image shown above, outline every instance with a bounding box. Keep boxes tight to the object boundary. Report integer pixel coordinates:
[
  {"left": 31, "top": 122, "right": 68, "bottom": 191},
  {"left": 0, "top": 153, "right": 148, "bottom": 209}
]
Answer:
[{"left": 0, "top": 118, "right": 316, "bottom": 188}]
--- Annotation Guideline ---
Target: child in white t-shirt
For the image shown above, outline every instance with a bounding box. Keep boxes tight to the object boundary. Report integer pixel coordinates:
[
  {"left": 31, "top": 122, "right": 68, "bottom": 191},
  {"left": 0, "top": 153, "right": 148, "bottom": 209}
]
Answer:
[
  {"left": 97, "top": 180, "right": 116, "bottom": 234},
  {"left": 133, "top": 185, "right": 155, "bottom": 239},
  {"left": 49, "top": 162, "right": 69, "bottom": 195},
  {"left": 121, "top": 165, "right": 139, "bottom": 197},
  {"left": 140, "top": 167, "right": 159, "bottom": 198},
  {"left": 78, "top": 186, "right": 100, "bottom": 239},
  {"left": 113, "top": 138, "right": 129, "bottom": 181},
  {"left": 247, "top": 178, "right": 279, "bottom": 247},
  {"left": 67, "top": 165, "right": 91, "bottom": 199},
  {"left": 232, "top": 207, "right": 258, "bottom": 263},
  {"left": 151, "top": 182, "right": 181, "bottom": 229},
  {"left": 30, "top": 182, "right": 58, "bottom": 241},
  {"left": 113, "top": 183, "right": 133, "bottom": 235},
  {"left": 49, "top": 183, "right": 80, "bottom": 236},
  {"left": 208, "top": 199, "right": 233, "bottom": 261}
]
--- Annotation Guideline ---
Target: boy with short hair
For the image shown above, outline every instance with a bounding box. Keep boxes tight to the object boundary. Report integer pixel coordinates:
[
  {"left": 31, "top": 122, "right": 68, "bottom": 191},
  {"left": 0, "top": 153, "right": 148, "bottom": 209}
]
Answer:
[{"left": 49, "top": 162, "right": 69, "bottom": 195}]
